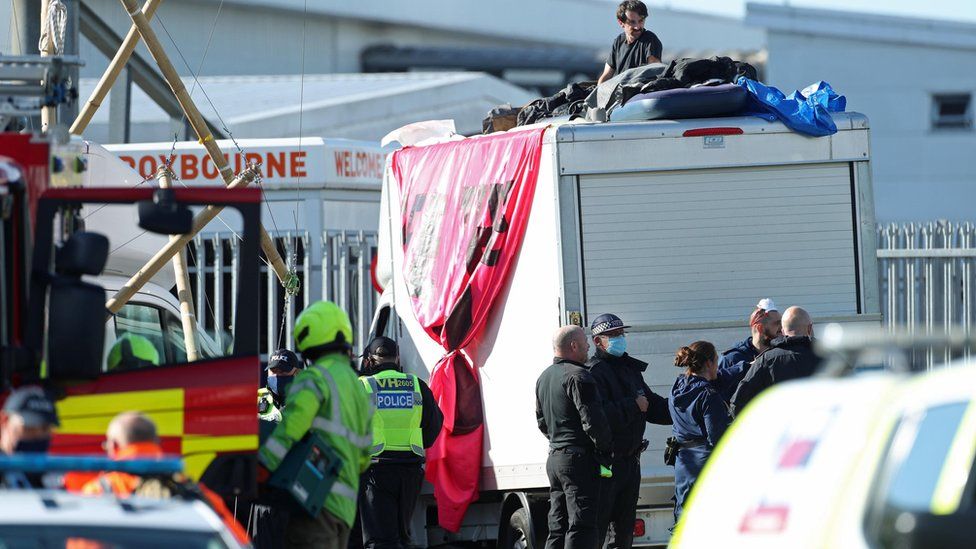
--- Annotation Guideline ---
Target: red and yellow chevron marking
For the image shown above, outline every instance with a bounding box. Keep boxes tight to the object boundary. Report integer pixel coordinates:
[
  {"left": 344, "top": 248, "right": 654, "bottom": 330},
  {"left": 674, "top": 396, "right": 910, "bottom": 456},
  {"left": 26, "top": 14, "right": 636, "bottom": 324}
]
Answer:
[{"left": 50, "top": 356, "right": 259, "bottom": 481}]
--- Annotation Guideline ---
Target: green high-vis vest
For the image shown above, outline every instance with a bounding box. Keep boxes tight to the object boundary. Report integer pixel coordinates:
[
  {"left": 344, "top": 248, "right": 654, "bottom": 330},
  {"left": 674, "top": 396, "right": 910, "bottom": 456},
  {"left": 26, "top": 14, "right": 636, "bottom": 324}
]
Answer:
[{"left": 361, "top": 370, "right": 424, "bottom": 457}]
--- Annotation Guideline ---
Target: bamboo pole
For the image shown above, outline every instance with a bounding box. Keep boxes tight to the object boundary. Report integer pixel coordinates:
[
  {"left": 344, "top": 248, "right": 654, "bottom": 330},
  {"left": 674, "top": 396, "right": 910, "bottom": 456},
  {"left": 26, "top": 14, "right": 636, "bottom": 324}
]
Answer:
[
  {"left": 105, "top": 164, "right": 259, "bottom": 314},
  {"left": 70, "top": 0, "right": 163, "bottom": 136},
  {"left": 116, "top": 0, "right": 291, "bottom": 286},
  {"left": 156, "top": 166, "right": 199, "bottom": 361},
  {"left": 39, "top": 0, "right": 55, "bottom": 132}
]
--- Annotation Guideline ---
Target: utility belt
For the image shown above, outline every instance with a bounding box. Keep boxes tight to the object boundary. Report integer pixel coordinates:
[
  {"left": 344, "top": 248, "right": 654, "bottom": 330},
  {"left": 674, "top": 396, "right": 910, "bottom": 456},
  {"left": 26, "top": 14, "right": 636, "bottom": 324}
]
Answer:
[
  {"left": 616, "top": 438, "right": 651, "bottom": 459},
  {"left": 549, "top": 445, "right": 593, "bottom": 456},
  {"left": 664, "top": 437, "right": 709, "bottom": 466}
]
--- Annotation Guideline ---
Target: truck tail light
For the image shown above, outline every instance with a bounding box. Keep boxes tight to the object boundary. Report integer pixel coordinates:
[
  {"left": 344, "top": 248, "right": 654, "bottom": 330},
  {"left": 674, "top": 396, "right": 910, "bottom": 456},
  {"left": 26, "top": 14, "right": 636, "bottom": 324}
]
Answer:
[
  {"left": 682, "top": 127, "right": 744, "bottom": 137},
  {"left": 633, "top": 518, "right": 646, "bottom": 537}
]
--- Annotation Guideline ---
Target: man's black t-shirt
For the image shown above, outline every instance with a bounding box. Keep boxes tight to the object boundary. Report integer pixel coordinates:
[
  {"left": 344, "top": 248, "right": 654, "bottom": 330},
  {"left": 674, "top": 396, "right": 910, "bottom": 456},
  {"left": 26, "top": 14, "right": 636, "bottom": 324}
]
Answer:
[{"left": 606, "top": 30, "right": 663, "bottom": 74}]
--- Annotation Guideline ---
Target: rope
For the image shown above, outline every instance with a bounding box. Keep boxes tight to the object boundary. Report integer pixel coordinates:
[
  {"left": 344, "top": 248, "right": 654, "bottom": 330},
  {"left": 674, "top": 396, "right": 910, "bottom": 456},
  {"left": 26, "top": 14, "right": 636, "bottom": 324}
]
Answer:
[{"left": 39, "top": 0, "right": 67, "bottom": 56}]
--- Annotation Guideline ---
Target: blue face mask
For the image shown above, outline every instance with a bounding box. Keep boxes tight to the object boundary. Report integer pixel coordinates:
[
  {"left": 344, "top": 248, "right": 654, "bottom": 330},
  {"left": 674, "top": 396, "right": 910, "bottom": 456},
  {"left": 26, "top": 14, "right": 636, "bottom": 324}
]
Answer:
[
  {"left": 14, "top": 438, "right": 50, "bottom": 454},
  {"left": 267, "top": 375, "right": 294, "bottom": 405},
  {"left": 606, "top": 336, "right": 627, "bottom": 357}
]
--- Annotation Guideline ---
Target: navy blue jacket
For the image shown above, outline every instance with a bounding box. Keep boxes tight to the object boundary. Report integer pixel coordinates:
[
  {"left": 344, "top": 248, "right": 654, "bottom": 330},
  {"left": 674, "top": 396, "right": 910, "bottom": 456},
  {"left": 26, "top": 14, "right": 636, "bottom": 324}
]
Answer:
[
  {"left": 716, "top": 336, "right": 759, "bottom": 401},
  {"left": 586, "top": 350, "right": 671, "bottom": 458},
  {"left": 668, "top": 374, "right": 731, "bottom": 447}
]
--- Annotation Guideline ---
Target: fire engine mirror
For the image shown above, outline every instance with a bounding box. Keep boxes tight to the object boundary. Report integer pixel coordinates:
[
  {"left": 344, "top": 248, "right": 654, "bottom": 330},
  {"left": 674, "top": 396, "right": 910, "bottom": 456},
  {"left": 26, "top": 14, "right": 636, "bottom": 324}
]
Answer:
[
  {"left": 55, "top": 231, "right": 108, "bottom": 276},
  {"left": 47, "top": 280, "right": 106, "bottom": 381},
  {"left": 138, "top": 188, "right": 193, "bottom": 235}
]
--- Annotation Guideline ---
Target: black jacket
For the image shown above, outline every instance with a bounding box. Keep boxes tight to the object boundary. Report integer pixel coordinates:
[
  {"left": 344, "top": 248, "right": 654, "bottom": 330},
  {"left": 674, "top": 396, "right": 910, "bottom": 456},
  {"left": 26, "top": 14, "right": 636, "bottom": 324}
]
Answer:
[
  {"left": 730, "top": 336, "right": 821, "bottom": 417},
  {"left": 361, "top": 362, "right": 444, "bottom": 464},
  {"left": 536, "top": 357, "right": 613, "bottom": 462},
  {"left": 586, "top": 350, "right": 671, "bottom": 458}
]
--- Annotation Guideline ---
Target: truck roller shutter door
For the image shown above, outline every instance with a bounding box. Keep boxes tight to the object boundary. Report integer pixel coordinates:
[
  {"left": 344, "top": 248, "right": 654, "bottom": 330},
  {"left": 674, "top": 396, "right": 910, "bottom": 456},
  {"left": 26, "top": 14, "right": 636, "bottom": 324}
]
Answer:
[{"left": 578, "top": 163, "right": 858, "bottom": 326}]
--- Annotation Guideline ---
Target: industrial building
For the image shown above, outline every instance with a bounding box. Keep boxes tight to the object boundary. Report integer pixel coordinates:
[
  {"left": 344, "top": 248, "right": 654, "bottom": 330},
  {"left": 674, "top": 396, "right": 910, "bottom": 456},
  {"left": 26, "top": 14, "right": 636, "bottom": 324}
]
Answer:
[{"left": 748, "top": 3, "right": 976, "bottom": 222}]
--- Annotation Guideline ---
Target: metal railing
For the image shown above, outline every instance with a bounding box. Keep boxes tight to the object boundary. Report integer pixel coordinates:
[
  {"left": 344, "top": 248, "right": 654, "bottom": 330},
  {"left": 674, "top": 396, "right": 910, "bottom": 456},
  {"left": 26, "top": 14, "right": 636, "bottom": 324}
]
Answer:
[
  {"left": 877, "top": 222, "right": 976, "bottom": 369},
  {"left": 186, "top": 230, "right": 378, "bottom": 360}
]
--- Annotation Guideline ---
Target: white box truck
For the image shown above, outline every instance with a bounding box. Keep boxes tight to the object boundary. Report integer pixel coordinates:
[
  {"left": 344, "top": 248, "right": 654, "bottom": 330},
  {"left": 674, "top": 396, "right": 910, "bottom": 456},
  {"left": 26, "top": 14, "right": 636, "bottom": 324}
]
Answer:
[{"left": 371, "top": 112, "right": 881, "bottom": 547}]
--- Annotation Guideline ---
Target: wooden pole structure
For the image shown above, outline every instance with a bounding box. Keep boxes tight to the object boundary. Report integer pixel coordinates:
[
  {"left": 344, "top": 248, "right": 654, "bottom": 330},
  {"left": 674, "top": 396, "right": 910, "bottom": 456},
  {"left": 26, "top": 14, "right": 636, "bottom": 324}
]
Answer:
[
  {"left": 115, "top": 0, "right": 291, "bottom": 287},
  {"left": 105, "top": 164, "right": 260, "bottom": 315},
  {"left": 156, "top": 166, "right": 200, "bottom": 361},
  {"left": 39, "top": 0, "right": 56, "bottom": 132},
  {"left": 70, "top": 0, "right": 163, "bottom": 136}
]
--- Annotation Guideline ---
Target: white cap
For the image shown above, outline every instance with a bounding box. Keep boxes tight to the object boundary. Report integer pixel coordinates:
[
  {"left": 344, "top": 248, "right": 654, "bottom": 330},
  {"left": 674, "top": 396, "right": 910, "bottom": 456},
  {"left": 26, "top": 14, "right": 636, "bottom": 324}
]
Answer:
[{"left": 756, "top": 298, "right": 778, "bottom": 312}]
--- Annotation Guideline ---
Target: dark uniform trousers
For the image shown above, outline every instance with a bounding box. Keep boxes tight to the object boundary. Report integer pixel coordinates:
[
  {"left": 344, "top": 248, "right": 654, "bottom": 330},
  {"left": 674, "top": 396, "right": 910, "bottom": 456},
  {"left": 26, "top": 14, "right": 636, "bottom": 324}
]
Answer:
[
  {"left": 356, "top": 463, "right": 425, "bottom": 549},
  {"left": 545, "top": 448, "right": 601, "bottom": 549},
  {"left": 597, "top": 455, "right": 641, "bottom": 548}
]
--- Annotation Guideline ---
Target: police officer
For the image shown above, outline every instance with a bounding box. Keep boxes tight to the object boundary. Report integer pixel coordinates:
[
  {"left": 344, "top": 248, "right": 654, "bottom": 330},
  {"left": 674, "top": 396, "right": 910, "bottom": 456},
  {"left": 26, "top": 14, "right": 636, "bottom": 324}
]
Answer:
[
  {"left": 355, "top": 336, "right": 443, "bottom": 549},
  {"left": 586, "top": 313, "right": 671, "bottom": 548},
  {"left": 536, "top": 325, "right": 613, "bottom": 549},
  {"left": 106, "top": 333, "right": 160, "bottom": 371},
  {"left": 0, "top": 386, "right": 60, "bottom": 487},
  {"left": 669, "top": 341, "right": 730, "bottom": 523},
  {"left": 261, "top": 349, "right": 303, "bottom": 422},
  {"left": 251, "top": 350, "right": 303, "bottom": 548},
  {"left": 257, "top": 301, "right": 374, "bottom": 549},
  {"left": 716, "top": 298, "right": 782, "bottom": 400}
]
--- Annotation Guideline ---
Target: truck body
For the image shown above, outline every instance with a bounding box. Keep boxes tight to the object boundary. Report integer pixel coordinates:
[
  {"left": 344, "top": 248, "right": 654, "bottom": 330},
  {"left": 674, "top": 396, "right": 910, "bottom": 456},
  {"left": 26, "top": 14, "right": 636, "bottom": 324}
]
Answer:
[{"left": 371, "top": 112, "right": 881, "bottom": 546}]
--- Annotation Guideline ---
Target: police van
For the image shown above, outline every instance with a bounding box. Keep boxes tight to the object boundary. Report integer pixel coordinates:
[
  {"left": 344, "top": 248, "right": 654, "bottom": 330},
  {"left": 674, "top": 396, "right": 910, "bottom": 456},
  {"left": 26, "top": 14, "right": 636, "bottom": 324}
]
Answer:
[{"left": 370, "top": 113, "right": 882, "bottom": 546}]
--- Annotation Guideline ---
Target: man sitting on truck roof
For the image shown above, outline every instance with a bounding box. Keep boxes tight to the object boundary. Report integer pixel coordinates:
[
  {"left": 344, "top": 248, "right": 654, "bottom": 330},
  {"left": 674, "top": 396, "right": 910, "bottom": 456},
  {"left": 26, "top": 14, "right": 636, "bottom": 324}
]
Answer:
[
  {"left": 597, "top": 1, "right": 664, "bottom": 85},
  {"left": 716, "top": 299, "right": 782, "bottom": 401}
]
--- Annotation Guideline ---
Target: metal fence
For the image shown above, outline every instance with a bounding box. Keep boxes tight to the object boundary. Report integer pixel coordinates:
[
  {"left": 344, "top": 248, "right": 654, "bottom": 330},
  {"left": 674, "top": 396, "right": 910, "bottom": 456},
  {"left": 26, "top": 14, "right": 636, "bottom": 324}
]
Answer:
[
  {"left": 877, "top": 222, "right": 976, "bottom": 368},
  {"left": 183, "top": 222, "right": 976, "bottom": 368},
  {"left": 185, "top": 230, "right": 378, "bottom": 360}
]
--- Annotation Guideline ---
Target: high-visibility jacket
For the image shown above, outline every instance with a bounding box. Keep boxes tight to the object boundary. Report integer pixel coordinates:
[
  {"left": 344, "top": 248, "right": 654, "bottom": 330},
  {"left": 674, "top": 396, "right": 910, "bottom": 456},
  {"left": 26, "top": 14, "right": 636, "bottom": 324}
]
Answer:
[
  {"left": 82, "top": 442, "right": 249, "bottom": 545},
  {"left": 258, "top": 352, "right": 373, "bottom": 527},
  {"left": 82, "top": 442, "right": 164, "bottom": 496},
  {"left": 361, "top": 370, "right": 424, "bottom": 457}
]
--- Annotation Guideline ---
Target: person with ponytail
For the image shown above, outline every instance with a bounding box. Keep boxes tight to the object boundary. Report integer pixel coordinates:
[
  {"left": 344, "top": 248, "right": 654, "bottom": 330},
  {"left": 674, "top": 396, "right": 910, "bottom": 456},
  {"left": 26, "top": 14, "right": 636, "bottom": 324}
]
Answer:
[{"left": 667, "top": 341, "right": 731, "bottom": 524}]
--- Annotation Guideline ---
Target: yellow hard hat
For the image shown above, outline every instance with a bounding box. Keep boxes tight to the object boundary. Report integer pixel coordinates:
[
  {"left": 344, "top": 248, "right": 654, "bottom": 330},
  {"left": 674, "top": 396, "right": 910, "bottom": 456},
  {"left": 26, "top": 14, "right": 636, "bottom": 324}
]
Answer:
[{"left": 293, "top": 301, "right": 353, "bottom": 357}]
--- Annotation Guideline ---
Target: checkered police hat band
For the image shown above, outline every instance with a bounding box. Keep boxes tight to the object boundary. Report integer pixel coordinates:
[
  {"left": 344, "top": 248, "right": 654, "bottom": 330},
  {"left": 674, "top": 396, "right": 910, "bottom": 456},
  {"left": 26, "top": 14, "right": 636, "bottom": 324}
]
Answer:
[{"left": 593, "top": 319, "right": 624, "bottom": 334}]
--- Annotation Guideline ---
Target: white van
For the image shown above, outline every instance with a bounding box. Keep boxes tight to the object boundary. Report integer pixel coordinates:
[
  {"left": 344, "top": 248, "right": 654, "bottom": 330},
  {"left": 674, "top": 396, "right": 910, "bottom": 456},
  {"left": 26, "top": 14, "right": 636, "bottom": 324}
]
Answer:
[{"left": 371, "top": 112, "right": 882, "bottom": 547}]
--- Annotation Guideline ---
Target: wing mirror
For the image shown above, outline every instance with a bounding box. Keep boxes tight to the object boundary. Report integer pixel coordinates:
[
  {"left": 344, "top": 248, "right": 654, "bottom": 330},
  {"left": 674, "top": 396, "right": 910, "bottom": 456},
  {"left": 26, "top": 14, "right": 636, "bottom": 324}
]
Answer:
[{"left": 138, "top": 188, "right": 193, "bottom": 235}]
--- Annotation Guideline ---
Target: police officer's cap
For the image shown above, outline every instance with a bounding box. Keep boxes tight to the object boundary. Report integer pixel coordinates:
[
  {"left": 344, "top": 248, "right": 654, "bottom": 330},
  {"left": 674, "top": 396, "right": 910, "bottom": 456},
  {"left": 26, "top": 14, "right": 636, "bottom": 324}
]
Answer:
[
  {"left": 590, "top": 313, "right": 631, "bottom": 336},
  {"left": 363, "top": 336, "right": 399, "bottom": 359},
  {"left": 3, "top": 386, "right": 60, "bottom": 428},
  {"left": 266, "top": 348, "right": 302, "bottom": 371}
]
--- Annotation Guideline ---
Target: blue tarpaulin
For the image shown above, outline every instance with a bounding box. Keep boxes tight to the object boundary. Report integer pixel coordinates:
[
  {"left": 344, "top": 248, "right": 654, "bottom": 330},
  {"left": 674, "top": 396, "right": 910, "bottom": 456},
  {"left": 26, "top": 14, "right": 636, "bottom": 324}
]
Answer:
[{"left": 737, "top": 78, "right": 847, "bottom": 137}]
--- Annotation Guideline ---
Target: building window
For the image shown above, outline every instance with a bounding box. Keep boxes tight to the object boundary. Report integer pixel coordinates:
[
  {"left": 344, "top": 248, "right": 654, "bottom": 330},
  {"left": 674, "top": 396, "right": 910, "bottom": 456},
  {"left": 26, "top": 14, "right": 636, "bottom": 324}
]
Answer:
[{"left": 932, "top": 93, "right": 973, "bottom": 130}]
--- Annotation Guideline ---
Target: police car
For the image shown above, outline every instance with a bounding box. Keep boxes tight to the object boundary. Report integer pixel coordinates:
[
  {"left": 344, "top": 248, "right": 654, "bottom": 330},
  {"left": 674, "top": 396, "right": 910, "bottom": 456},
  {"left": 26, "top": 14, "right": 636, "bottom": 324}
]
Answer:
[
  {"left": 0, "top": 489, "right": 247, "bottom": 548},
  {"left": 672, "top": 354, "right": 976, "bottom": 548},
  {"left": 0, "top": 456, "right": 248, "bottom": 548}
]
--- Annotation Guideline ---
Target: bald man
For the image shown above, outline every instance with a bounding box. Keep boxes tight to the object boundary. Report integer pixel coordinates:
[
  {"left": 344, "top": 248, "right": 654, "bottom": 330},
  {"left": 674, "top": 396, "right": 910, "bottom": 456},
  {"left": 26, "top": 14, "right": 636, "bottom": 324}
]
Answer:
[
  {"left": 729, "top": 306, "right": 822, "bottom": 417},
  {"left": 536, "top": 325, "right": 612, "bottom": 549},
  {"left": 83, "top": 412, "right": 164, "bottom": 495}
]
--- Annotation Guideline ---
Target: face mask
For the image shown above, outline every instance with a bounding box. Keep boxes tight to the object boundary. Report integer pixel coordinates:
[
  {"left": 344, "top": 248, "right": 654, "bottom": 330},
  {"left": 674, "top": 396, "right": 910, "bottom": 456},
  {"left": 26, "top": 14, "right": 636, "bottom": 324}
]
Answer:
[
  {"left": 267, "top": 376, "right": 294, "bottom": 405},
  {"left": 14, "top": 438, "right": 50, "bottom": 454},
  {"left": 606, "top": 336, "right": 627, "bottom": 357}
]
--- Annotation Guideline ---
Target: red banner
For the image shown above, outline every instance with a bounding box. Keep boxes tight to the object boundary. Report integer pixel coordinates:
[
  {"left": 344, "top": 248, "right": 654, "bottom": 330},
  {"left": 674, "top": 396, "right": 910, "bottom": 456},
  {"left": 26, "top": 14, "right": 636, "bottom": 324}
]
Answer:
[{"left": 392, "top": 128, "right": 545, "bottom": 531}]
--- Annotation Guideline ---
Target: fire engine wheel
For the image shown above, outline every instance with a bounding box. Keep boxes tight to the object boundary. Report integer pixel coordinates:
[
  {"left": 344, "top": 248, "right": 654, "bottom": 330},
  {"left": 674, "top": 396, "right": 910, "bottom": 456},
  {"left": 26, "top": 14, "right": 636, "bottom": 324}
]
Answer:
[{"left": 501, "top": 507, "right": 534, "bottom": 549}]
